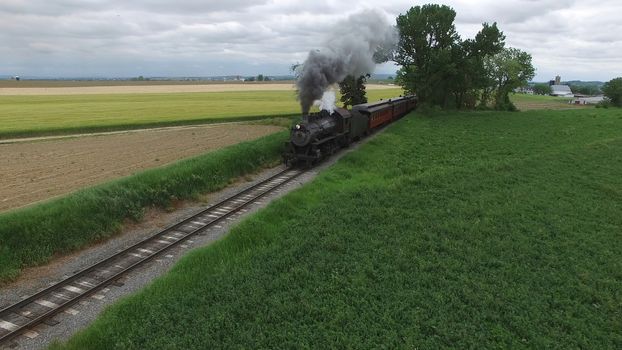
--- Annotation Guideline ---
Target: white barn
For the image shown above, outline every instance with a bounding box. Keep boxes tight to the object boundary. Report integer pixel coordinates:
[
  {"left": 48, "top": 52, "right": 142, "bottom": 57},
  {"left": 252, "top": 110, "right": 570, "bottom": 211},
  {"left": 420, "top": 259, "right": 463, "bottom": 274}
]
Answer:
[{"left": 550, "top": 85, "right": 574, "bottom": 97}]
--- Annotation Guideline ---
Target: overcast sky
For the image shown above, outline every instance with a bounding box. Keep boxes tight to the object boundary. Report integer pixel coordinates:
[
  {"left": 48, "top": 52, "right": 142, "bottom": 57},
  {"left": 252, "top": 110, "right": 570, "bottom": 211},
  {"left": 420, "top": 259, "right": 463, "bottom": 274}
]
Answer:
[{"left": 1, "top": 0, "right": 620, "bottom": 81}]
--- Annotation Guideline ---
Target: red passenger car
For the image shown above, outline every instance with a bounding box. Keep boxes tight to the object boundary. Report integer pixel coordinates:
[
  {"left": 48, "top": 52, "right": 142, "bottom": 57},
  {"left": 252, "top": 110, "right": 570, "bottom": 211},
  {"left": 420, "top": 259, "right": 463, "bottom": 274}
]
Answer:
[{"left": 352, "top": 100, "right": 394, "bottom": 130}]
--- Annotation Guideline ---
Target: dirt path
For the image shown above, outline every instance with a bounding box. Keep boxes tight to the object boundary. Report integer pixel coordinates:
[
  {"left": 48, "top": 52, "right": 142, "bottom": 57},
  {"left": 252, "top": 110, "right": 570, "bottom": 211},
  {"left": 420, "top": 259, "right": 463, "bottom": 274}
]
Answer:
[{"left": 0, "top": 124, "right": 282, "bottom": 212}]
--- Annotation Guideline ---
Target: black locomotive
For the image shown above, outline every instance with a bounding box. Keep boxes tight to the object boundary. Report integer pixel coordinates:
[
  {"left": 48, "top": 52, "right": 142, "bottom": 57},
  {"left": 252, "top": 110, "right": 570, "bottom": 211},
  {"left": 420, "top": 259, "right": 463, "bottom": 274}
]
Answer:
[{"left": 284, "top": 95, "right": 417, "bottom": 166}]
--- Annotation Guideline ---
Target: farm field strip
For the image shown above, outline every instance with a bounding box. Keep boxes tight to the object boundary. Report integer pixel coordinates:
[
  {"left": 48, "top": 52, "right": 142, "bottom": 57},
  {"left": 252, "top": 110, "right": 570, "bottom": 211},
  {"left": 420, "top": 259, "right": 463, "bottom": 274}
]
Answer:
[
  {"left": 0, "top": 88, "right": 403, "bottom": 138},
  {"left": 0, "top": 83, "right": 397, "bottom": 96},
  {"left": 0, "top": 124, "right": 283, "bottom": 213},
  {"left": 0, "top": 120, "right": 254, "bottom": 144}
]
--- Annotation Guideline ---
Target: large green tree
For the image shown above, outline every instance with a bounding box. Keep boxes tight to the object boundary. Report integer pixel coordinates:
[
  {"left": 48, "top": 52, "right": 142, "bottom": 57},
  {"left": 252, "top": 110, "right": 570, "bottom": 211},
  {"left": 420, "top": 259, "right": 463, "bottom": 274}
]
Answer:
[
  {"left": 453, "top": 22, "right": 505, "bottom": 108},
  {"left": 395, "top": 4, "right": 460, "bottom": 107},
  {"left": 602, "top": 77, "right": 622, "bottom": 107},
  {"left": 485, "top": 48, "right": 535, "bottom": 110},
  {"left": 395, "top": 5, "right": 505, "bottom": 108},
  {"left": 395, "top": 65, "right": 417, "bottom": 96}
]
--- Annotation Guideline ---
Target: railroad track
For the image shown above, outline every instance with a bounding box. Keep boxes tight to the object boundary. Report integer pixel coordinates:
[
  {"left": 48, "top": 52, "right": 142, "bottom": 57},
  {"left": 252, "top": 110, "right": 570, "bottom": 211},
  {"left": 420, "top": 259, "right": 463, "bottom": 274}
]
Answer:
[{"left": 0, "top": 167, "right": 304, "bottom": 346}]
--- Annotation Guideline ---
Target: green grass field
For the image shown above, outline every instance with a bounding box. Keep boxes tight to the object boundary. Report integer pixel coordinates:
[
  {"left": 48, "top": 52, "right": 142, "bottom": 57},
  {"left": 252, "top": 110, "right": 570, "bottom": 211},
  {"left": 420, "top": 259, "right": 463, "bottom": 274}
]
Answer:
[
  {"left": 511, "top": 93, "right": 586, "bottom": 110},
  {"left": 0, "top": 89, "right": 403, "bottom": 138},
  {"left": 53, "top": 108, "right": 622, "bottom": 349}
]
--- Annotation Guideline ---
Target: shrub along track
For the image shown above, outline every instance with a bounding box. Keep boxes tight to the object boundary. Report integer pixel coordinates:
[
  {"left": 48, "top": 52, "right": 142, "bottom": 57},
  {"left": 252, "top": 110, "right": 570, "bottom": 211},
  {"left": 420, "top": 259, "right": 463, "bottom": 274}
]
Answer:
[{"left": 0, "top": 168, "right": 304, "bottom": 346}]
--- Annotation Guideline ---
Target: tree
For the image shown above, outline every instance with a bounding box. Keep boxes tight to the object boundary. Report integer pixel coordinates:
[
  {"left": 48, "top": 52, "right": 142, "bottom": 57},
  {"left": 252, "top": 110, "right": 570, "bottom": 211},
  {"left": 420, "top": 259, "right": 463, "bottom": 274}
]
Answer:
[
  {"left": 466, "top": 22, "right": 505, "bottom": 108},
  {"left": 395, "top": 4, "right": 460, "bottom": 107},
  {"left": 485, "top": 48, "right": 535, "bottom": 110},
  {"left": 395, "top": 5, "right": 505, "bottom": 109},
  {"left": 602, "top": 77, "right": 622, "bottom": 107},
  {"left": 446, "top": 22, "right": 505, "bottom": 109},
  {"left": 339, "top": 74, "right": 369, "bottom": 108},
  {"left": 533, "top": 83, "right": 552, "bottom": 95},
  {"left": 395, "top": 66, "right": 417, "bottom": 95},
  {"left": 257, "top": 74, "right": 264, "bottom": 82}
]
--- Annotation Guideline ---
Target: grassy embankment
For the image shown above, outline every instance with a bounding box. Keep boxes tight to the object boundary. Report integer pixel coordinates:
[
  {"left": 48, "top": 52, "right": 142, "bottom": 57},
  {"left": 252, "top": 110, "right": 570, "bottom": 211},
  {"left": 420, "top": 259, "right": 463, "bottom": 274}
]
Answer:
[
  {"left": 0, "top": 89, "right": 402, "bottom": 139},
  {"left": 0, "top": 131, "right": 287, "bottom": 283},
  {"left": 54, "top": 108, "right": 622, "bottom": 349}
]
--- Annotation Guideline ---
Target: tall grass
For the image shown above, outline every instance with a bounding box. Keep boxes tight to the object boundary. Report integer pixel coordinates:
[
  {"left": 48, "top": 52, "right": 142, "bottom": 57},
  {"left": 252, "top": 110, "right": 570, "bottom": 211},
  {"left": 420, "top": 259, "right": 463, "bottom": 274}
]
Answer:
[
  {"left": 0, "top": 131, "right": 287, "bottom": 283},
  {"left": 53, "top": 108, "right": 622, "bottom": 349}
]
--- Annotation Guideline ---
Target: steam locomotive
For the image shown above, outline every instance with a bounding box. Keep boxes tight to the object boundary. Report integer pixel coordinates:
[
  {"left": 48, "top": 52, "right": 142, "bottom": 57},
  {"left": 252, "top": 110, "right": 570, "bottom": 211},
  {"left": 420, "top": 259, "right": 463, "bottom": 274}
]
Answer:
[{"left": 283, "top": 95, "right": 417, "bottom": 166}]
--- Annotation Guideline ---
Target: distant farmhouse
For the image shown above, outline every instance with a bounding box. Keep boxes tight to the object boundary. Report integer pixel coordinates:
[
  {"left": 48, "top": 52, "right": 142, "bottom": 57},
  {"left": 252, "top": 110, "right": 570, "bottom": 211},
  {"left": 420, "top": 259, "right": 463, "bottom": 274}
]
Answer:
[
  {"left": 549, "top": 75, "right": 574, "bottom": 97},
  {"left": 515, "top": 86, "right": 534, "bottom": 94}
]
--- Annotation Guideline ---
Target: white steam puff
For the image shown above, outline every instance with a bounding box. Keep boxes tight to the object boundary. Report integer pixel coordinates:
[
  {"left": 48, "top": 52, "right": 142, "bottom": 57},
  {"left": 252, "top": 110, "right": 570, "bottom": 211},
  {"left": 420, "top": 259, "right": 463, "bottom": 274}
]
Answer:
[
  {"left": 313, "top": 89, "right": 337, "bottom": 113},
  {"left": 296, "top": 9, "right": 397, "bottom": 114}
]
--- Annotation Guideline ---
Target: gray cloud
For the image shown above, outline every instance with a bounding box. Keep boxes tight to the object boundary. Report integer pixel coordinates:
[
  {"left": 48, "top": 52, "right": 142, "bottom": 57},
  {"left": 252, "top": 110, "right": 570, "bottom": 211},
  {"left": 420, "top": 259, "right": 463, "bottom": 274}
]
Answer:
[{"left": 1, "top": 0, "right": 620, "bottom": 81}]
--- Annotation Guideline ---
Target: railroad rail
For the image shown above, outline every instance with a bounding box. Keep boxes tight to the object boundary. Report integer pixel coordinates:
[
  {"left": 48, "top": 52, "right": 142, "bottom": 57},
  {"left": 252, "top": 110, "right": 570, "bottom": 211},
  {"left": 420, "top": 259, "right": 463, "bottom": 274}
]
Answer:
[{"left": 0, "top": 167, "right": 304, "bottom": 346}]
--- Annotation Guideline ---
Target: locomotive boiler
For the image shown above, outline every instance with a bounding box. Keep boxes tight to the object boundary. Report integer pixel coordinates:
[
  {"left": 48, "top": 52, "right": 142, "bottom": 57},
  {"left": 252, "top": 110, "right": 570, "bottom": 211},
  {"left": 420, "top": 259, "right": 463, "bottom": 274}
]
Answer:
[{"left": 284, "top": 107, "right": 352, "bottom": 166}]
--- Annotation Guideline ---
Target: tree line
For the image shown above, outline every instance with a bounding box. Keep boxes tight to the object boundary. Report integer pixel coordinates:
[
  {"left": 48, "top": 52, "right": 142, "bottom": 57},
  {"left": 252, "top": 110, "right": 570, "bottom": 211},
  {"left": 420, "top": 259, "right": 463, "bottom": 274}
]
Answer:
[{"left": 245, "top": 74, "right": 271, "bottom": 82}]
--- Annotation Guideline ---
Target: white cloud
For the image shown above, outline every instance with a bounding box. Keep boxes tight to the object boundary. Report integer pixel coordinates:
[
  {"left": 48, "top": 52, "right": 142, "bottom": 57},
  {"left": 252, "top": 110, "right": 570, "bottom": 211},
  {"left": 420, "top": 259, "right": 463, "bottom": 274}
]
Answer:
[{"left": 0, "top": 0, "right": 620, "bottom": 80}]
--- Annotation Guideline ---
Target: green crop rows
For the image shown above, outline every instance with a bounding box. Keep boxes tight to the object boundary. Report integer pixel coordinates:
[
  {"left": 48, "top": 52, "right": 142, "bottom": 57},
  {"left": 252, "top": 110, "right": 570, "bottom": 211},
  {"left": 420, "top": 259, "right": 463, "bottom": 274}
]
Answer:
[{"left": 54, "top": 108, "right": 622, "bottom": 349}]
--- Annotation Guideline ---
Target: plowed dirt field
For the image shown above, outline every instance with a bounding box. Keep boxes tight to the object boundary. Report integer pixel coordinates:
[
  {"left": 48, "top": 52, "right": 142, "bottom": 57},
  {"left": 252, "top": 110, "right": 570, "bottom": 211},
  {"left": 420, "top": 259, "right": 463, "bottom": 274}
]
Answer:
[{"left": 0, "top": 124, "right": 282, "bottom": 212}]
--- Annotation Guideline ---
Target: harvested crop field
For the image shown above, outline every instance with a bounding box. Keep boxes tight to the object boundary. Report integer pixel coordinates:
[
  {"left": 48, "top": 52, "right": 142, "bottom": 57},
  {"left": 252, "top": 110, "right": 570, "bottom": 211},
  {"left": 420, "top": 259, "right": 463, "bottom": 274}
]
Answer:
[
  {"left": 0, "top": 124, "right": 282, "bottom": 212},
  {"left": 0, "top": 83, "right": 396, "bottom": 96}
]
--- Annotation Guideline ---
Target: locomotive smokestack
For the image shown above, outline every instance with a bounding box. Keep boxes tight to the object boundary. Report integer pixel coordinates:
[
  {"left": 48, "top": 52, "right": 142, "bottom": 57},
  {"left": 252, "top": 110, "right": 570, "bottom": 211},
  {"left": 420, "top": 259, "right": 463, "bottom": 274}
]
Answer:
[{"left": 295, "top": 9, "right": 397, "bottom": 114}]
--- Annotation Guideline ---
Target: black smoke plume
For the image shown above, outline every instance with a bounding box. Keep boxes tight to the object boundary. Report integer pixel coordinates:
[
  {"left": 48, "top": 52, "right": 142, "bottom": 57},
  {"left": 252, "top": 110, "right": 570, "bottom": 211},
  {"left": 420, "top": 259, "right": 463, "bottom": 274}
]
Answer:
[{"left": 295, "top": 9, "right": 397, "bottom": 114}]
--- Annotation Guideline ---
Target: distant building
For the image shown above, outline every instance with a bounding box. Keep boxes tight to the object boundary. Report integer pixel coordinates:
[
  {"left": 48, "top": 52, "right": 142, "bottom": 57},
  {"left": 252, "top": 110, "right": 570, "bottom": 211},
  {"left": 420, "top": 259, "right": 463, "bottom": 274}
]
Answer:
[
  {"left": 515, "top": 86, "right": 534, "bottom": 94},
  {"left": 570, "top": 96, "right": 605, "bottom": 105},
  {"left": 550, "top": 85, "right": 574, "bottom": 97}
]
